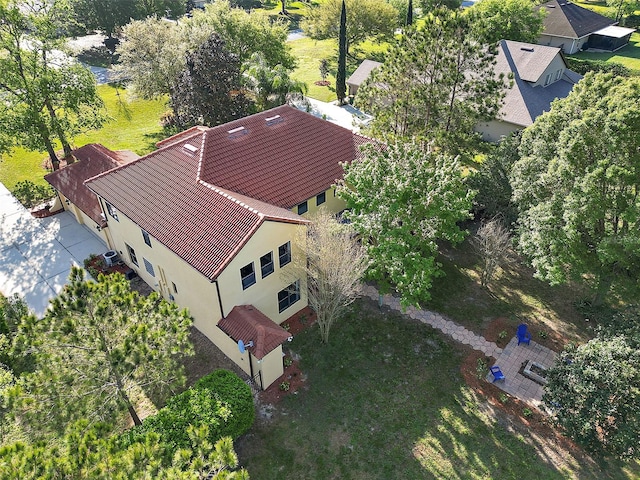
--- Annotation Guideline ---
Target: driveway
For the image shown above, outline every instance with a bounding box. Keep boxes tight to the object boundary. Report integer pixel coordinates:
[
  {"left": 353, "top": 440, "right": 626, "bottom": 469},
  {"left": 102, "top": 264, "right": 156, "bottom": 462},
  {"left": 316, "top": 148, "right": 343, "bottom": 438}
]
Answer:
[{"left": 0, "top": 183, "right": 107, "bottom": 318}]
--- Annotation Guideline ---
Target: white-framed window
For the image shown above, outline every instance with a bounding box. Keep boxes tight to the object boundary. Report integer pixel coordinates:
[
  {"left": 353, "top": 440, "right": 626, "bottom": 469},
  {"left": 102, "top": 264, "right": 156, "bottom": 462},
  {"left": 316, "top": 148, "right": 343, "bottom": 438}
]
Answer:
[
  {"left": 105, "top": 201, "right": 118, "bottom": 221},
  {"left": 142, "top": 229, "right": 152, "bottom": 247},
  {"left": 126, "top": 244, "right": 138, "bottom": 266},
  {"left": 278, "top": 280, "right": 300, "bottom": 313},
  {"left": 260, "top": 252, "right": 274, "bottom": 278},
  {"left": 240, "top": 262, "right": 256, "bottom": 289},
  {"left": 544, "top": 73, "right": 552, "bottom": 86},
  {"left": 555, "top": 69, "right": 562, "bottom": 81},
  {"left": 143, "top": 258, "right": 155, "bottom": 277},
  {"left": 278, "top": 242, "right": 291, "bottom": 268}
]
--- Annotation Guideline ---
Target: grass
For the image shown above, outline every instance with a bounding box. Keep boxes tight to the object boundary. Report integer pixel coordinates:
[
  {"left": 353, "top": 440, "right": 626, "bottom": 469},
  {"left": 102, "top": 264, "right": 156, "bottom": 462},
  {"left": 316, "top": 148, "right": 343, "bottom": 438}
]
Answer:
[
  {"left": 238, "top": 300, "right": 634, "bottom": 479},
  {"left": 0, "top": 84, "right": 167, "bottom": 190}
]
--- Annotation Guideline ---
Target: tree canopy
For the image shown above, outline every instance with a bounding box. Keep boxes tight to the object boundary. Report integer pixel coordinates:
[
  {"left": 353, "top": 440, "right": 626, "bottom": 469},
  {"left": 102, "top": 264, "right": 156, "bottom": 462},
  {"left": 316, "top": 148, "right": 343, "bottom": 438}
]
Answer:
[
  {"left": 0, "top": 0, "right": 105, "bottom": 169},
  {"left": 303, "top": 0, "right": 398, "bottom": 55},
  {"left": 511, "top": 73, "right": 640, "bottom": 305},
  {"left": 466, "top": 0, "right": 546, "bottom": 45},
  {"left": 11, "top": 268, "right": 193, "bottom": 433},
  {"left": 170, "top": 34, "right": 253, "bottom": 129},
  {"left": 543, "top": 306, "right": 640, "bottom": 459},
  {"left": 243, "top": 53, "right": 307, "bottom": 111},
  {"left": 338, "top": 141, "right": 474, "bottom": 307},
  {"left": 356, "top": 9, "right": 504, "bottom": 153}
]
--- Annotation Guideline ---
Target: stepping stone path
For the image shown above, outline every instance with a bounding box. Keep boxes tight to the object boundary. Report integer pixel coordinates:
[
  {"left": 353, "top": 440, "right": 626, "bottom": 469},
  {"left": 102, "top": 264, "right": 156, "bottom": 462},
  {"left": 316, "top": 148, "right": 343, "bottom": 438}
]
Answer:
[{"left": 361, "top": 284, "right": 503, "bottom": 358}]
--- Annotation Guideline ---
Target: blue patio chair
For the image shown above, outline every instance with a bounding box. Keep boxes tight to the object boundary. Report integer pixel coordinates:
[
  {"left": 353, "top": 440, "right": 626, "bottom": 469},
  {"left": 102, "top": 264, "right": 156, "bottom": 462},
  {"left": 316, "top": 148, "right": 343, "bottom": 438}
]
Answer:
[
  {"left": 490, "top": 366, "right": 505, "bottom": 383},
  {"left": 517, "top": 324, "right": 532, "bottom": 345}
]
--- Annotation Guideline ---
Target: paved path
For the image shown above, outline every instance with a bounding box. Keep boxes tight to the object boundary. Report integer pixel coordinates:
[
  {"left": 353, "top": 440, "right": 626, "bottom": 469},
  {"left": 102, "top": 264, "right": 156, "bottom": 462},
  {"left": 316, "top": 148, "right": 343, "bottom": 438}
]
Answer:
[
  {"left": 0, "top": 183, "right": 107, "bottom": 317},
  {"left": 361, "top": 284, "right": 557, "bottom": 406}
]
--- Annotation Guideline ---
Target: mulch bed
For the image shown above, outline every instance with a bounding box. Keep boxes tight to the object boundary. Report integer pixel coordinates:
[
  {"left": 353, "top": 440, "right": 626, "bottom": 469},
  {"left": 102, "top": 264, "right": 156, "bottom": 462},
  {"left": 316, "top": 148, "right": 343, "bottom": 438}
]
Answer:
[
  {"left": 314, "top": 80, "right": 331, "bottom": 86},
  {"left": 483, "top": 316, "right": 568, "bottom": 352}
]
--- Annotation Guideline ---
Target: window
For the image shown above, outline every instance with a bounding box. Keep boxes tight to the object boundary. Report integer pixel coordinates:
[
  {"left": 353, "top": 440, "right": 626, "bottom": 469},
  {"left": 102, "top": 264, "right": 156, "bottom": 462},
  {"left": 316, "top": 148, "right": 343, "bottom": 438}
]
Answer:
[
  {"left": 316, "top": 191, "right": 326, "bottom": 206},
  {"left": 143, "top": 258, "right": 155, "bottom": 277},
  {"left": 172, "top": 282, "right": 178, "bottom": 294},
  {"left": 544, "top": 73, "right": 552, "bottom": 86},
  {"left": 142, "top": 229, "right": 152, "bottom": 247},
  {"left": 278, "top": 242, "right": 291, "bottom": 268},
  {"left": 297, "top": 201, "right": 308, "bottom": 215},
  {"left": 105, "top": 201, "right": 118, "bottom": 221},
  {"left": 126, "top": 244, "right": 138, "bottom": 266},
  {"left": 278, "top": 281, "right": 300, "bottom": 313},
  {"left": 240, "top": 263, "right": 256, "bottom": 289},
  {"left": 555, "top": 69, "right": 562, "bottom": 81},
  {"left": 260, "top": 252, "right": 274, "bottom": 278}
]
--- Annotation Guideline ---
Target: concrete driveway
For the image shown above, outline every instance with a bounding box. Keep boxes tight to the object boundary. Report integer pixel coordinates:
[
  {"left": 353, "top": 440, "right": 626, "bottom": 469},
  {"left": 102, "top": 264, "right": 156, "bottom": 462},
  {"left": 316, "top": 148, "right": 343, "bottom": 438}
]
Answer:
[{"left": 0, "top": 183, "right": 107, "bottom": 318}]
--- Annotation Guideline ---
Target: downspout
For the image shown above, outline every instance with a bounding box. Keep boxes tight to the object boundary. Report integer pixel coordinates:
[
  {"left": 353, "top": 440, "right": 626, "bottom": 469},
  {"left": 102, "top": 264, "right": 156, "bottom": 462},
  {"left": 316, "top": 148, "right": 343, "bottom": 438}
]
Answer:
[{"left": 213, "top": 279, "right": 225, "bottom": 318}]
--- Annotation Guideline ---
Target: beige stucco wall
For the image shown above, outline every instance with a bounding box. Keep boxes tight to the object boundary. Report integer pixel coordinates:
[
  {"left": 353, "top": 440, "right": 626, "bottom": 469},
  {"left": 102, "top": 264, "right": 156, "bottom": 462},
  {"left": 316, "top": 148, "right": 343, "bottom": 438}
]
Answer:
[
  {"left": 476, "top": 119, "right": 523, "bottom": 143},
  {"left": 56, "top": 193, "right": 109, "bottom": 245},
  {"left": 217, "top": 219, "right": 308, "bottom": 325},
  {"left": 293, "top": 186, "right": 346, "bottom": 217},
  {"left": 538, "top": 34, "right": 588, "bottom": 54},
  {"left": 532, "top": 54, "right": 567, "bottom": 87}
]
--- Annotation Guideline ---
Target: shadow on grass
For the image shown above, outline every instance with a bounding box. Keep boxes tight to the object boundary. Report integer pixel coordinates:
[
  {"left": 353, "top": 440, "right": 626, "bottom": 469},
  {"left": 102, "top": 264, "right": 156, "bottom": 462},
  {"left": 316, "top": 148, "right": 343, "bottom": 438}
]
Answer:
[{"left": 237, "top": 299, "right": 624, "bottom": 479}]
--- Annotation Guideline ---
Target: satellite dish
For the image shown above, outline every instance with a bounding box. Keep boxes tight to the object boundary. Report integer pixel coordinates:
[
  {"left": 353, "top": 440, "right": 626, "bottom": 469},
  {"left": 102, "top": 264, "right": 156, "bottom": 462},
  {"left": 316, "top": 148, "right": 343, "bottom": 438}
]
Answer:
[{"left": 238, "top": 340, "right": 253, "bottom": 354}]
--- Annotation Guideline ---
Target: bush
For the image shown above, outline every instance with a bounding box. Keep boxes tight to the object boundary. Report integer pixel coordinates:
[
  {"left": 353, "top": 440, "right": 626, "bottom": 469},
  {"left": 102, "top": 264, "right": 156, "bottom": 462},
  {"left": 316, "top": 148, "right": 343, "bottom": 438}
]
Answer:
[
  {"left": 11, "top": 181, "right": 55, "bottom": 209},
  {"left": 123, "top": 370, "right": 254, "bottom": 450},
  {"left": 565, "top": 57, "right": 634, "bottom": 77}
]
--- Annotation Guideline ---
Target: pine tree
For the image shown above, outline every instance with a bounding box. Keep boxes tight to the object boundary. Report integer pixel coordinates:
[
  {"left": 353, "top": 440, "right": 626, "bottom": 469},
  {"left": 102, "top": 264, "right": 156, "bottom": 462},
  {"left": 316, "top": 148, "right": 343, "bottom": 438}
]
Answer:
[
  {"left": 336, "top": 0, "right": 347, "bottom": 104},
  {"left": 407, "top": 0, "right": 413, "bottom": 25}
]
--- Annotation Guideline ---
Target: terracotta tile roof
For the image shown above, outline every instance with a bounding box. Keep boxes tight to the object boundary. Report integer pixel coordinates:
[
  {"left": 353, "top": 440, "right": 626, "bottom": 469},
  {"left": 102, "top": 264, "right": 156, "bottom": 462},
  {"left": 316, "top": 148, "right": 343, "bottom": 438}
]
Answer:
[
  {"left": 537, "top": 0, "right": 616, "bottom": 38},
  {"left": 197, "top": 105, "right": 371, "bottom": 209},
  {"left": 155, "top": 125, "right": 208, "bottom": 148},
  {"left": 45, "top": 144, "right": 138, "bottom": 224},
  {"left": 85, "top": 132, "right": 307, "bottom": 281},
  {"left": 218, "top": 305, "right": 292, "bottom": 359}
]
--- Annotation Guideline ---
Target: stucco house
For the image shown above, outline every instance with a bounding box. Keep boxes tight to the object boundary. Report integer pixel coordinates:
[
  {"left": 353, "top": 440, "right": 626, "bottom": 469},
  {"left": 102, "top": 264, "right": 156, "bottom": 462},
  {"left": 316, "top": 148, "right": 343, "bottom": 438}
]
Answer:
[
  {"left": 536, "top": 0, "right": 634, "bottom": 53},
  {"left": 476, "top": 40, "right": 582, "bottom": 142},
  {"left": 347, "top": 59, "right": 382, "bottom": 97},
  {"left": 56, "top": 105, "right": 370, "bottom": 389}
]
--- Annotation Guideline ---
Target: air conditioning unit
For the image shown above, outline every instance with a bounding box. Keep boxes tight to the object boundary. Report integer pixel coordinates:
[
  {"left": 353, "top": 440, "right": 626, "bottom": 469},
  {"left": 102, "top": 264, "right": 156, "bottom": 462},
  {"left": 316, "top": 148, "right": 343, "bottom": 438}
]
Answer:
[{"left": 103, "top": 250, "right": 119, "bottom": 267}]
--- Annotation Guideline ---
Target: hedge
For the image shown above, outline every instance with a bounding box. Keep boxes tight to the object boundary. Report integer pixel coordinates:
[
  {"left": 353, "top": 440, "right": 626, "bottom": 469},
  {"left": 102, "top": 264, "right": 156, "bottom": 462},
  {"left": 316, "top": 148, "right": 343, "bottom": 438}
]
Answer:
[
  {"left": 565, "top": 57, "right": 636, "bottom": 77},
  {"left": 122, "top": 369, "right": 254, "bottom": 450}
]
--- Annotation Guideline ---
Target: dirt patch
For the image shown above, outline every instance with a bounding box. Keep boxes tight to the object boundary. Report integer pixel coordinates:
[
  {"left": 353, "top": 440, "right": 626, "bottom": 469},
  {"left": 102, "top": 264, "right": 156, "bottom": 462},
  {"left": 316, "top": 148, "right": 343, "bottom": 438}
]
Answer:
[
  {"left": 257, "top": 358, "right": 306, "bottom": 406},
  {"left": 280, "top": 306, "right": 316, "bottom": 336}
]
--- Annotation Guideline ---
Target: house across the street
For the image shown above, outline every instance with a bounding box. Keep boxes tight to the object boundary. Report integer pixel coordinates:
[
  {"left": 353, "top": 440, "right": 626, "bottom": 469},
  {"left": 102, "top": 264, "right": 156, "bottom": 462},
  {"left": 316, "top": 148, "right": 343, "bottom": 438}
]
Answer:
[
  {"left": 536, "top": 0, "right": 635, "bottom": 53},
  {"left": 476, "top": 40, "right": 582, "bottom": 142},
  {"left": 46, "top": 105, "right": 370, "bottom": 390}
]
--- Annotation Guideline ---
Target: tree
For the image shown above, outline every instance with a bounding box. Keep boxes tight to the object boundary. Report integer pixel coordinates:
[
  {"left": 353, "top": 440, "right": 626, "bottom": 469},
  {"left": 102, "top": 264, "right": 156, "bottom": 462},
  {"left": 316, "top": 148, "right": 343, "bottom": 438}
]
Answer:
[
  {"left": 0, "top": 1, "right": 105, "bottom": 169},
  {"left": 170, "top": 34, "right": 253, "bottom": 129},
  {"left": 472, "top": 217, "right": 514, "bottom": 288},
  {"left": 303, "top": 0, "right": 398, "bottom": 56},
  {"left": 466, "top": 0, "right": 546, "bottom": 45},
  {"left": 116, "top": 1, "right": 294, "bottom": 100},
  {"left": 338, "top": 141, "right": 475, "bottom": 307},
  {"left": 407, "top": 0, "right": 413, "bottom": 25},
  {"left": 606, "top": 0, "right": 639, "bottom": 24},
  {"left": 511, "top": 73, "right": 640, "bottom": 305},
  {"left": 242, "top": 53, "right": 307, "bottom": 111},
  {"left": 319, "top": 59, "right": 329, "bottom": 82},
  {"left": 288, "top": 209, "right": 369, "bottom": 343},
  {"left": 13, "top": 268, "right": 193, "bottom": 430},
  {"left": 336, "top": 0, "right": 347, "bottom": 104},
  {"left": 543, "top": 308, "right": 640, "bottom": 459},
  {"left": 0, "top": 422, "right": 250, "bottom": 478},
  {"left": 356, "top": 9, "right": 504, "bottom": 153},
  {"left": 418, "top": 0, "right": 461, "bottom": 12}
]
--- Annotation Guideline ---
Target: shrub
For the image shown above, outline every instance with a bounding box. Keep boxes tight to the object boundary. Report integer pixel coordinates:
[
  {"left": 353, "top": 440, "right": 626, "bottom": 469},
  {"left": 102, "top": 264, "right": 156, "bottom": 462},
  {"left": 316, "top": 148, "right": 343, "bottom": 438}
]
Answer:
[
  {"left": 11, "top": 181, "right": 55, "bottom": 209},
  {"left": 565, "top": 57, "right": 633, "bottom": 77},
  {"left": 123, "top": 370, "right": 254, "bottom": 450}
]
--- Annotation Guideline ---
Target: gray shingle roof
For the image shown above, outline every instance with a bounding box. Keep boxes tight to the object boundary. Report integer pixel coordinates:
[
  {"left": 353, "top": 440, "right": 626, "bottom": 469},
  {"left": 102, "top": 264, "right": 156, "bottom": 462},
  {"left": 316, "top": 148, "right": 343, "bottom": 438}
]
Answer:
[
  {"left": 537, "top": 0, "right": 616, "bottom": 38},
  {"left": 347, "top": 60, "right": 382, "bottom": 87}
]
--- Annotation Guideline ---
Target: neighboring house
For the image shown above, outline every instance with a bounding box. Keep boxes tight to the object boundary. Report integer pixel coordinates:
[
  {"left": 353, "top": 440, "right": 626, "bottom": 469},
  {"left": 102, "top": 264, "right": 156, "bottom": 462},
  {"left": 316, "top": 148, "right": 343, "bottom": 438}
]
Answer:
[
  {"left": 44, "top": 144, "right": 139, "bottom": 244},
  {"left": 476, "top": 40, "right": 582, "bottom": 142},
  {"left": 82, "top": 105, "right": 370, "bottom": 389},
  {"left": 347, "top": 59, "right": 382, "bottom": 97},
  {"left": 536, "top": 0, "right": 634, "bottom": 54}
]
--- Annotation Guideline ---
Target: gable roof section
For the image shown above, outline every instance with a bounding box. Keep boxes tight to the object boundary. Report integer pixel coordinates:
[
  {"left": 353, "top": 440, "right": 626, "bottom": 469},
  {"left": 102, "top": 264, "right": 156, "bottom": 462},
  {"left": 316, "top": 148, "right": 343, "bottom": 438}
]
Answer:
[
  {"left": 218, "top": 305, "right": 292, "bottom": 360},
  {"left": 538, "top": 0, "right": 616, "bottom": 38},
  {"left": 85, "top": 123, "right": 307, "bottom": 281},
  {"left": 347, "top": 59, "right": 382, "bottom": 87},
  {"left": 495, "top": 40, "right": 582, "bottom": 127},
  {"left": 197, "top": 105, "right": 371, "bottom": 209},
  {"left": 45, "top": 144, "right": 137, "bottom": 224}
]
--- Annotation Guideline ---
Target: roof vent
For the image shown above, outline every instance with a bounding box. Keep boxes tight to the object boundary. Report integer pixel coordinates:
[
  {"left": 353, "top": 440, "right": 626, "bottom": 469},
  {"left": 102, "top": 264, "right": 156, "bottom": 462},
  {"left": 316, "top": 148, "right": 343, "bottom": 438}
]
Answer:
[
  {"left": 520, "top": 47, "right": 535, "bottom": 52},
  {"left": 265, "top": 114, "right": 283, "bottom": 126},
  {"left": 227, "top": 126, "right": 247, "bottom": 138},
  {"left": 547, "top": 3, "right": 556, "bottom": 6},
  {"left": 183, "top": 143, "right": 198, "bottom": 155}
]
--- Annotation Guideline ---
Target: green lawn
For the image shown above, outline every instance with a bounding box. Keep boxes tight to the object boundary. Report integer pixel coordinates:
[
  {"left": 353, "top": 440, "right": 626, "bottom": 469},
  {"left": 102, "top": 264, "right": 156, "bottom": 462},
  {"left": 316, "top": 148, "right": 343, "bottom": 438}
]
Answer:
[
  {"left": 571, "top": 32, "right": 640, "bottom": 71},
  {"left": 0, "top": 85, "right": 167, "bottom": 190},
  {"left": 237, "top": 300, "right": 634, "bottom": 479}
]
